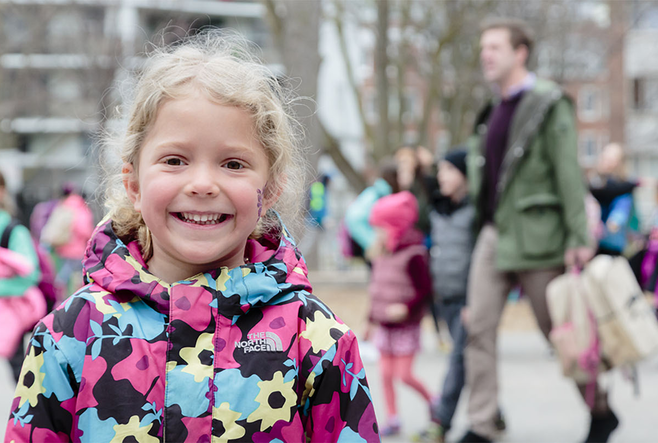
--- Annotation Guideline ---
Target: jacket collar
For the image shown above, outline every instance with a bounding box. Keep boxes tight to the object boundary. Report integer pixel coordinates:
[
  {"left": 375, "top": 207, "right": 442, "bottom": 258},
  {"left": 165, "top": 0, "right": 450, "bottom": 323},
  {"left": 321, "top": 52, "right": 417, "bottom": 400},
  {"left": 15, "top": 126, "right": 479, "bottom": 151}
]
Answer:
[
  {"left": 82, "top": 217, "right": 312, "bottom": 320},
  {"left": 391, "top": 228, "right": 425, "bottom": 252},
  {"left": 477, "top": 79, "right": 566, "bottom": 198},
  {"left": 492, "top": 72, "right": 537, "bottom": 100}
]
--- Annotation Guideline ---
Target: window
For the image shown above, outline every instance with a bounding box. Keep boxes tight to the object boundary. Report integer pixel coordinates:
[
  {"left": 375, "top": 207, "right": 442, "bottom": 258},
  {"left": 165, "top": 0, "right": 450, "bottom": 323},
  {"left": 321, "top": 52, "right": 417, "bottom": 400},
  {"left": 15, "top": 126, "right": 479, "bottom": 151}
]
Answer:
[
  {"left": 578, "top": 85, "right": 605, "bottom": 122},
  {"left": 632, "top": 3, "right": 658, "bottom": 29},
  {"left": 576, "top": 2, "right": 610, "bottom": 27},
  {"left": 48, "top": 72, "right": 81, "bottom": 101},
  {"left": 579, "top": 131, "right": 600, "bottom": 166},
  {"left": 632, "top": 78, "right": 658, "bottom": 112}
]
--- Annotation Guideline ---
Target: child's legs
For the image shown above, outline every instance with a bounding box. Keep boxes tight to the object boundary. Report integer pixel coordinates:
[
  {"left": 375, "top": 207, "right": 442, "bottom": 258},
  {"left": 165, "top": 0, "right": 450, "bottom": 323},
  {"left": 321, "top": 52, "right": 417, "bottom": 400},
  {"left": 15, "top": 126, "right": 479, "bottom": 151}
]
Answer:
[
  {"left": 395, "top": 353, "right": 432, "bottom": 403},
  {"left": 436, "top": 299, "right": 467, "bottom": 427},
  {"left": 379, "top": 352, "right": 398, "bottom": 419}
]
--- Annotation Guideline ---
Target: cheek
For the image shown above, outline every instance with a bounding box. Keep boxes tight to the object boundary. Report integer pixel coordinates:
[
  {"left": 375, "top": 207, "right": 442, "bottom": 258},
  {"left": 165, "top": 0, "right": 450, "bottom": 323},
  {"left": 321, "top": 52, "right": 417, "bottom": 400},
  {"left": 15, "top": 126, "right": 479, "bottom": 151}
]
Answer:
[{"left": 140, "top": 179, "right": 171, "bottom": 213}]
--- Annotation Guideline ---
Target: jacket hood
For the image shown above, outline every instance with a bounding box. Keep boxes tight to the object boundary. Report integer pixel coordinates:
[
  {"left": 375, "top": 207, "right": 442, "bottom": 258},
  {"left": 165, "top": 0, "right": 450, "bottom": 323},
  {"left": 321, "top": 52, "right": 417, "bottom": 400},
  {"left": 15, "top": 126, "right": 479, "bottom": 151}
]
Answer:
[
  {"left": 63, "top": 193, "right": 88, "bottom": 209},
  {"left": 369, "top": 191, "right": 420, "bottom": 252},
  {"left": 372, "top": 177, "right": 393, "bottom": 196},
  {"left": 82, "top": 217, "right": 312, "bottom": 321}
]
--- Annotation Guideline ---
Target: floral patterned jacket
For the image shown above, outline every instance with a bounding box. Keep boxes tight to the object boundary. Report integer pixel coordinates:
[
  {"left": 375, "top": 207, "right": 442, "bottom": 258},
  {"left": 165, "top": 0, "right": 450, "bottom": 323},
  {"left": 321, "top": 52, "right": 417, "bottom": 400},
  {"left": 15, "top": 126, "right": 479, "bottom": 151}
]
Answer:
[{"left": 6, "top": 219, "right": 379, "bottom": 442}]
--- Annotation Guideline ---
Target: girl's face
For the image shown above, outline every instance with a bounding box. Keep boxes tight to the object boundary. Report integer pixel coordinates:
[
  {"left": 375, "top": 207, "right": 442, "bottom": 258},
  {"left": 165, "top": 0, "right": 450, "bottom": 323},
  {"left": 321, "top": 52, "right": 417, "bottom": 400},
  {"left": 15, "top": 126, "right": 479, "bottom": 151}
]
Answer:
[
  {"left": 365, "top": 227, "right": 388, "bottom": 260},
  {"left": 123, "top": 92, "right": 272, "bottom": 283}
]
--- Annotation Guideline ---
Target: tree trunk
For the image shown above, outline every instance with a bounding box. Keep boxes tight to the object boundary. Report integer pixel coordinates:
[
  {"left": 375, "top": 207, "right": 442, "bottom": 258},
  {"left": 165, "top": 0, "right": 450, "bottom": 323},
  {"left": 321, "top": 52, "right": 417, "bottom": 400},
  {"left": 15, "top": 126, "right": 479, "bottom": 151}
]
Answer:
[{"left": 374, "top": 0, "right": 389, "bottom": 161}]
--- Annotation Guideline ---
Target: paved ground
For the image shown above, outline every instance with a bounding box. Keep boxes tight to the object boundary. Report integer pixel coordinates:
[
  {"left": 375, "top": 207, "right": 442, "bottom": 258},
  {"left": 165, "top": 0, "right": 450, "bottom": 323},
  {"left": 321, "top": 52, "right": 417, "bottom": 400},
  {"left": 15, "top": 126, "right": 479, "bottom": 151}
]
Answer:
[
  {"left": 1, "top": 281, "right": 657, "bottom": 442},
  {"left": 313, "top": 283, "right": 658, "bottom": 443}
]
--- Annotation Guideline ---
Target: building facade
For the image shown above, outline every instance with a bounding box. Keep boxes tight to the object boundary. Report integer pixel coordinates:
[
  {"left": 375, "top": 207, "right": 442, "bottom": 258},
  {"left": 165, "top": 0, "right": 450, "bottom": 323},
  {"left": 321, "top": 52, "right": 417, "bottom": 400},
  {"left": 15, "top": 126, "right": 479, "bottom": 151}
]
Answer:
[{"left": 0, "top": 0, "right": 268, "bottom": 224}]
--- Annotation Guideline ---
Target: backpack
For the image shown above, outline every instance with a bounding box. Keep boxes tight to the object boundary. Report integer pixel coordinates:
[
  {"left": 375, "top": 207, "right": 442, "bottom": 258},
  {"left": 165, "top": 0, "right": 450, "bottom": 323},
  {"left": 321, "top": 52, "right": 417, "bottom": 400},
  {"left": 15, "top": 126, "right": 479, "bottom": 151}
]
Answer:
[
  {"left": 40, "top": 203, "right": 74, "bottom": 247},
  {"left": 548, "top": 256, "right": 658, "bottom": 406},
  {"left": 581, "top": 255, "right": 658, "bottom": 367},
  {"left": 547, "top": 271, "right": 610, "bottom": 400},
  {"left": 337, "top": 221, "right": 365, "bottom": 260},
  {"left": 2, "top": 219, "right": 59, "bottom": 312}
]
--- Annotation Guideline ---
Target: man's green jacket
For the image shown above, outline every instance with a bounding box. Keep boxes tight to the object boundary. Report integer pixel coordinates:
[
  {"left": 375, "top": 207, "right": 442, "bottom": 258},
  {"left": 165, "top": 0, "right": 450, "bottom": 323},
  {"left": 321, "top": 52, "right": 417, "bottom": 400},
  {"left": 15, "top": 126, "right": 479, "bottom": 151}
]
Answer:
[{"left": 466, "top": 78, "right": 589, "bottom": 271}]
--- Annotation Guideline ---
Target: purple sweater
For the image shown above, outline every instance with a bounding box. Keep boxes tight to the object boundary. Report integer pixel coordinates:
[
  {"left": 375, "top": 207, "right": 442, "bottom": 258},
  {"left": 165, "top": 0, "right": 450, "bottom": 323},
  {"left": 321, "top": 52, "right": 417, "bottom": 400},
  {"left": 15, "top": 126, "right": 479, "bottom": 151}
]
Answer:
[{"left": 483, "top": 92, "right": 524, "bottom": 222}]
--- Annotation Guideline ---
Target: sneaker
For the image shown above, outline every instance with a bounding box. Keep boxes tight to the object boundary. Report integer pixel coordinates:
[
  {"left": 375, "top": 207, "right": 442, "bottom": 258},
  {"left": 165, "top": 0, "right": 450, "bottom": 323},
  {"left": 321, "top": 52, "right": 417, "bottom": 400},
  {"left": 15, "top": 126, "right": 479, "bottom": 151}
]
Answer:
[
  {"left": 494, "top": 409, "right": 506, "bottom": 432},
  {"left": 457, "top": 430, "right": 492, "bottom": 443},
  {"left": 380, "top": 421, "right": 401, "bottom": 437},
  {"left": 584, "top": 409, "right": 619, "bottom": 443},
  {"left": 411, "top": 422, "right": 445, "bottom": 442},
  {"left": 429, "top": 395, "right": 442, "bottom": 423}
]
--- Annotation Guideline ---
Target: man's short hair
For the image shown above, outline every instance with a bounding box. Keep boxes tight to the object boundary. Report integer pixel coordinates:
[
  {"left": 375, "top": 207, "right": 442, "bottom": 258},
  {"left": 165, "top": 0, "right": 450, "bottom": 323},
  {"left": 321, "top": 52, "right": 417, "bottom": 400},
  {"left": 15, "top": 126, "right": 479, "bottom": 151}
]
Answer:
[{"left": 480, "top": 17, "right": 534, "bottom": 61}]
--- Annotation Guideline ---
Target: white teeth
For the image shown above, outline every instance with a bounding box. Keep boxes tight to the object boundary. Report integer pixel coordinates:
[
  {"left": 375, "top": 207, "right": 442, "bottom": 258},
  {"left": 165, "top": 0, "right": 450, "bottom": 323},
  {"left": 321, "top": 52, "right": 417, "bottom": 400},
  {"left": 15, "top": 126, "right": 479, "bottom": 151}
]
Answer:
[{"left": 179, "top": 212, "right": 227, "bottom": 225}]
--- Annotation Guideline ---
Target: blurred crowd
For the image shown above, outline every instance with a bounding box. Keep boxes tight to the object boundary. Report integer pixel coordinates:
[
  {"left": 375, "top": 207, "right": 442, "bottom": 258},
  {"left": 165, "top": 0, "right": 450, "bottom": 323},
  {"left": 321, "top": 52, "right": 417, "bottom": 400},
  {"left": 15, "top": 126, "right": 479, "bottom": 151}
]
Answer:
[
  {"left": 338, "top": 18, "right": 658, "bottom": 443},
  {"left": 0, "top": 174, "right": 94, "bottom": 383}
]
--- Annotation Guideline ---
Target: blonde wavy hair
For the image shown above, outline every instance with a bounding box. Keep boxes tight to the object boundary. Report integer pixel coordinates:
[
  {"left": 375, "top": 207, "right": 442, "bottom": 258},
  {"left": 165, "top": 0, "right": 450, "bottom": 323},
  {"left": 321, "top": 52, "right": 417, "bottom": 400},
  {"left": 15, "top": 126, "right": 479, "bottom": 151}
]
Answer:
[{"left": 102, "top": 29, "right": 308, "bottom": 261}]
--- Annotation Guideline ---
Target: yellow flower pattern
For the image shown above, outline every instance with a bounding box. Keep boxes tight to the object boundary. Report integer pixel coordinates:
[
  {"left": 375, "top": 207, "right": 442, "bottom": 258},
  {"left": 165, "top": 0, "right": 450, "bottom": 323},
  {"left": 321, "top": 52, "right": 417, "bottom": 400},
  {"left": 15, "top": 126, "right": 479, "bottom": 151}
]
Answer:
[
  {"left": 180, "top": 332, "right": 214, "bottom": 383},
  {"left": 212, "top": 402, "right": 246, "bottom": 443},
  {"left": 300, "top": 311, "right": 350, "bottom": 354},
  {"left": 14, "top": 345, "right": 46, "bottom": 408},
  {"left": 109, "top": 416, "right": 158, "bottom": 443},
  {"left": 247, "top": 371, "right": 297, "bottom": 430}
]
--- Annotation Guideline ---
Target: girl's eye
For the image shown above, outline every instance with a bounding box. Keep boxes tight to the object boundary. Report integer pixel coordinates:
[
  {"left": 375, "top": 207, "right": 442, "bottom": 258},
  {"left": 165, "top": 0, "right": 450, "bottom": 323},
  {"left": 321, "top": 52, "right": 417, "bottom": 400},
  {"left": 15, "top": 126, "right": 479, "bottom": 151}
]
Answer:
[
  {"left": 225, "top": 161, "right": 243, "bottom": 170},
  {"left": 165, "top": 158, "right": 183, "bottom": 166}
]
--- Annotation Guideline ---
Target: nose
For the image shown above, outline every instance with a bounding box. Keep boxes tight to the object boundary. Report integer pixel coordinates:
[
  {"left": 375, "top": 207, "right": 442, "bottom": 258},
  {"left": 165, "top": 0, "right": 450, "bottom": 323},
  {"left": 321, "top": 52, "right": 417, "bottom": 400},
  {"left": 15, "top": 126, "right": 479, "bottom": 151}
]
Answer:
[{"left": 185, "top": 164, "right": 220, "bottom": 197}]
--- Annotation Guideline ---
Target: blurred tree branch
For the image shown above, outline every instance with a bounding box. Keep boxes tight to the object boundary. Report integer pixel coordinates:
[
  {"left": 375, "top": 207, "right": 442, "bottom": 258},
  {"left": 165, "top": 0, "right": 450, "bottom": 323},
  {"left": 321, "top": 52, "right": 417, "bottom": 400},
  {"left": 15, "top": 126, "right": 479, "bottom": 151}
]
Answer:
[{"left": 263, "top": 0, "right": 366, "bottom": 193}]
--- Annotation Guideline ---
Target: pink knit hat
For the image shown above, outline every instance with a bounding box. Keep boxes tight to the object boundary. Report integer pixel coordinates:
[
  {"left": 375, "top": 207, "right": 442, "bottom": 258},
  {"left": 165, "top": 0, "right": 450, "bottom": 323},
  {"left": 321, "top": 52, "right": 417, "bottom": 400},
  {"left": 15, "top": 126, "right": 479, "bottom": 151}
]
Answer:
[{"left": 369, "top": 191, "right": 419, "bottom": 251}]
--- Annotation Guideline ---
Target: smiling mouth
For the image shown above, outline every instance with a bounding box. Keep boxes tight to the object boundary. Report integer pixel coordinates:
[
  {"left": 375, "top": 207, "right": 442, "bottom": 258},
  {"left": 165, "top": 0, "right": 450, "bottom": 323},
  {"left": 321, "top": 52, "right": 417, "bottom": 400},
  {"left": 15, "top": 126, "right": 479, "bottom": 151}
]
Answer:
[{"left": 175, "top": 212, "right": 232, "bottom": 225}]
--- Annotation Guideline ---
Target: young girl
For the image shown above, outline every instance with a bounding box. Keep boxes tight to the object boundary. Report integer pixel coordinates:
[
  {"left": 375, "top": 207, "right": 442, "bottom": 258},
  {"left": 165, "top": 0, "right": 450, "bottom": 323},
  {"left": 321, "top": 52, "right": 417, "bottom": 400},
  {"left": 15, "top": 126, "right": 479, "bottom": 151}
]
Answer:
[
  {"left": 367, "top": 191, "right": 433, "bottom": 436},
  {"left": 6, "top": 31, "right": 378, "bottom": 443}
]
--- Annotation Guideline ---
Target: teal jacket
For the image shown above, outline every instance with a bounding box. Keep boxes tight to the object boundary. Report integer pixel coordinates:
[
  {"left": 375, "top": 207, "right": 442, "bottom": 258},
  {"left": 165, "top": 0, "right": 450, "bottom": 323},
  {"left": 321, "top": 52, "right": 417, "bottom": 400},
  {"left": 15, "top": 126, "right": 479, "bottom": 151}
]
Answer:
[
  {"left": 344, "top": 179, "right": 392, "bottom": 251},
  {"left": 0, "top": 210, "right": 40, "bottom": 296},
  {"left": 466, "top": 79, "right": 589, "bottom": 271}
]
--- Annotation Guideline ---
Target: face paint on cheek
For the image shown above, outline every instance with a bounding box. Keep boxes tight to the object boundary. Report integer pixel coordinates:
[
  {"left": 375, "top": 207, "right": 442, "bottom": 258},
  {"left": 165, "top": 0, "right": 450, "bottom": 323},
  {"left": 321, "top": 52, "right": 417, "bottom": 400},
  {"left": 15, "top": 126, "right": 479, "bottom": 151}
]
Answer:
[{"left": 257, "top": 189, "right": 263, "bottom": 218}]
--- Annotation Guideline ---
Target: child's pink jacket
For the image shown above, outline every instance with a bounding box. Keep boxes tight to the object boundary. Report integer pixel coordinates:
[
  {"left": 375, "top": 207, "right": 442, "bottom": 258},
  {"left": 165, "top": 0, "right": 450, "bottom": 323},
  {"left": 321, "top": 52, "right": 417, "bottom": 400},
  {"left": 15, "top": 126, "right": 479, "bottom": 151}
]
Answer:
[
  {"left": 0, "top": 247, "right": 47, "bottom": 358},
  {"left": 55, "top": 194, "right": 94, "bottom": 260},
  {"left": 6, "top": 219, "right": 379, "bottom": 442}
]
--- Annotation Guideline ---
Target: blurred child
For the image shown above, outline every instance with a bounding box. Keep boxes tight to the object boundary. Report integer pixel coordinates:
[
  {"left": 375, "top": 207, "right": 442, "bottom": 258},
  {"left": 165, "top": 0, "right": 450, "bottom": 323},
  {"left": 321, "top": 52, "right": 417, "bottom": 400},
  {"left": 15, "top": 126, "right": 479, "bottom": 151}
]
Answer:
[
  {"left": 344, "top": 158, "right": 400, "bottom": 259},
  {"left": 40, "top": 183, "right": 95, "bottom": 293},
  {"left": 415, "top": 149, "right": 506, "bottom": 443},
  {"left": 422, "top": 149, "right": 474, "bottom": 442},
  {"left": 0, "top": 171, "right": 45, "bottom": 382},
  {"left": 589, "top": 143, "right": 639, "bottom": 256},
  {"left": 6, "top": 30, "right": 378, "bottom": 442},
  {"left": 368, "top": 191, "right": 433, "bottom": 436}
]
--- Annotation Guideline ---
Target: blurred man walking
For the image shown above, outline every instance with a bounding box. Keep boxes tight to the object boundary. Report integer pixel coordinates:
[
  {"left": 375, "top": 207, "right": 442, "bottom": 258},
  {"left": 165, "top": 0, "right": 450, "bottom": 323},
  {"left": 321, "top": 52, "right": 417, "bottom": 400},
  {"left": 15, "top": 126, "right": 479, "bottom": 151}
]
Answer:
[{"left": 458, "top": 18, "right": 617, "bottom": 443}]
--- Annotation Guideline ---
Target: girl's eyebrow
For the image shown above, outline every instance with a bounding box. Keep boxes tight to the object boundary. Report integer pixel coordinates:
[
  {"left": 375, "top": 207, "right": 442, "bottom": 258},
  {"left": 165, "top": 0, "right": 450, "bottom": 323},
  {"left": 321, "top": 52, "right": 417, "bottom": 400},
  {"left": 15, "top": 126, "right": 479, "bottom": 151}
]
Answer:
[
  {"left": 217, "top": 144, "right": 262, "bottom": 157},
  {"left": 152, "top": 142, "right": 253, "bottom": 152},
  {"left": 153, "top": 141, "right": 188, "bottom": 151}
]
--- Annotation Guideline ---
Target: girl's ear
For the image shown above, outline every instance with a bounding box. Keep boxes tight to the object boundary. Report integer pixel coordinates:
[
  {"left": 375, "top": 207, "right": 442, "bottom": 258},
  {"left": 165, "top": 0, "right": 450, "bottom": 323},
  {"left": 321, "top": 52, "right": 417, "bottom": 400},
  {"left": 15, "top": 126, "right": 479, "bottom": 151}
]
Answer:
[{"left": 122, "top": 163, "right": 142, "bottom": 212}]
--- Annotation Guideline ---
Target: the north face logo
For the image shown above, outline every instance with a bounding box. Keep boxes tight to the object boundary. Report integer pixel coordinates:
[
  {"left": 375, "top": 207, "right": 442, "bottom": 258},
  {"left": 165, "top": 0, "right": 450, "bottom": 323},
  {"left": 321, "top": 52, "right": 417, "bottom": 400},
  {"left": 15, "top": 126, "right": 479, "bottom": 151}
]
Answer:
[{"left": 234, "top": 331, "right": 283, "bottom": 353}]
